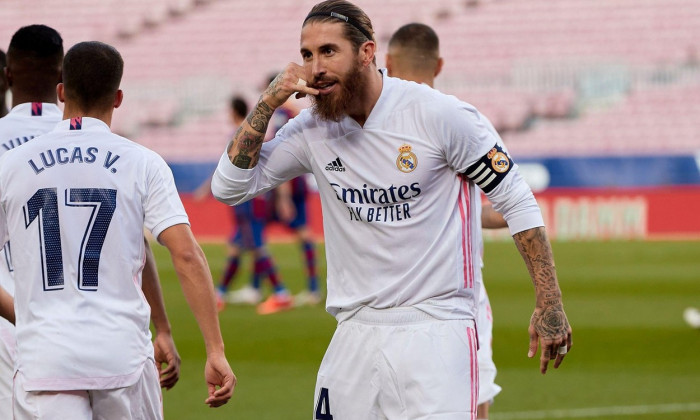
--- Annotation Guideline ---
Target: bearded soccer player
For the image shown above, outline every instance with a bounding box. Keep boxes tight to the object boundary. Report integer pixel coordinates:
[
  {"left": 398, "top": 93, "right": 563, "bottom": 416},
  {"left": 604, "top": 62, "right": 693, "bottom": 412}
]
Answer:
[
  {"left": 0, "top": 40, "right": 234, "bottom": 419},
  {"left": 212, "top": 1, "right": 572, "bottom": 418}
]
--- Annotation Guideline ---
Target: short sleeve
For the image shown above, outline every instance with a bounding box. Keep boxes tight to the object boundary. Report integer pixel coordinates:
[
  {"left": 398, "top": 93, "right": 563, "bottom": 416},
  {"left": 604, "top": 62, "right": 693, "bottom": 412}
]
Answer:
[
  {"left": 437, "top": 99, "right": 508, "bottom": 182},
  {"left": 436, "top": 99, "right": 544, "bottom": 234},
  {"left": 142, "top": 154, "right": 189, "bottom": 240}
]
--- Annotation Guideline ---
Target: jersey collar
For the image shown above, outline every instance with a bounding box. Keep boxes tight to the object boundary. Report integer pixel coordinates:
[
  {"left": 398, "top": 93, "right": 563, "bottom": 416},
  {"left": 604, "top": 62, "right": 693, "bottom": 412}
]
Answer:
[
  {"left": 7, "top": 102, "right": 62, "bottom": 118},
  {"left": 359, "top": 68, "right": 392, "bottom": 129},
  {"left": 54, "top": 116, "right": 111, "bottom": 133}
]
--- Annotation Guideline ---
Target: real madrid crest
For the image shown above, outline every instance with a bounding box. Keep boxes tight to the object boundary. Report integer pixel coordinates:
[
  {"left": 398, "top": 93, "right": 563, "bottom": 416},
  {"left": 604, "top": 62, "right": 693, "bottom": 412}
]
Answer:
[
  {"left": 487, "top": 147, "right": 510, "bottom": 173},
  {"left": 396, "top": 144, "right": 417, "bottom": 173}
]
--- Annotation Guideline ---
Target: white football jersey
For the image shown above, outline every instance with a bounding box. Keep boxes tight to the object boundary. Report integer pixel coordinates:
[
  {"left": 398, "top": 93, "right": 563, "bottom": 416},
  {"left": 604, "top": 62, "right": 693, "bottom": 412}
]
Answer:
[
  {"left": 0, "top": 117, "right": 188, "bottom": 391},
  {"left": 0, "top": 102, "right": 63, "bottom": 313},
  {"left": 212, "top": 70, "right": 544, "bottom": 321}
]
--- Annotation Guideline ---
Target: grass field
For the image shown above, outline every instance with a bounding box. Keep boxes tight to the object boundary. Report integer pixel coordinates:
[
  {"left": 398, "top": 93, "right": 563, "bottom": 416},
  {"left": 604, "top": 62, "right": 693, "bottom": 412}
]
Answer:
[{"left": 149, "top": 239, "right": 700, "bottom": 420}]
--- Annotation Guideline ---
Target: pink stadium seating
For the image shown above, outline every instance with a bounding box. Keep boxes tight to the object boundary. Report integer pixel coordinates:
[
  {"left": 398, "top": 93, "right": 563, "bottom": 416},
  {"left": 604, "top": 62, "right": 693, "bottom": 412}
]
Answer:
[
  {"left": 504, "top": 83, "right": 700, "bottom": 157},
  {"left": 2, "top": 0, "right": 699, "bottom": 159}
]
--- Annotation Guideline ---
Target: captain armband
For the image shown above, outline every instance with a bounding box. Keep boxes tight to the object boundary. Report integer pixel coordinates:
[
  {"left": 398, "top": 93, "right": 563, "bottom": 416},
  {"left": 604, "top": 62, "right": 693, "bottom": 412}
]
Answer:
[{"left": 462, "top": 144, "right": 513, "bottom": 193}]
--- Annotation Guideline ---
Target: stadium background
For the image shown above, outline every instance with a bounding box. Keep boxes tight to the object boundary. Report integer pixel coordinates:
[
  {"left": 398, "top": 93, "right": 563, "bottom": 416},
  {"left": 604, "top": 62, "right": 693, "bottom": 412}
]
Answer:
[{"left": 2, "top": 1, "right": 700, "bottom": 419}]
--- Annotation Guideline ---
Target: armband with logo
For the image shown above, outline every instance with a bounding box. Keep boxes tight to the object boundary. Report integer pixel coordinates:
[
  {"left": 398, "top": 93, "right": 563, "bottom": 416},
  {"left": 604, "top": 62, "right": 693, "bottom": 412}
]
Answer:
[{"left": 463, "top": 144, "right": 513, "bottom": 193}]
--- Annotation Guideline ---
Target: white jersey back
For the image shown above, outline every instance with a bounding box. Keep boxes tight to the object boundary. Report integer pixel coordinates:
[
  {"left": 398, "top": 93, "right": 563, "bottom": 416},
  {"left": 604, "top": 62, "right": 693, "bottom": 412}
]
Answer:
[
  {"left": 0, "top": 103, "right": 63, "bottom": 298},
  {"left": 0, "top": 117, "right": 188, "bottom": 391},
  {"left": 213, "top": 70, "right": 544, "bottom": 322}
]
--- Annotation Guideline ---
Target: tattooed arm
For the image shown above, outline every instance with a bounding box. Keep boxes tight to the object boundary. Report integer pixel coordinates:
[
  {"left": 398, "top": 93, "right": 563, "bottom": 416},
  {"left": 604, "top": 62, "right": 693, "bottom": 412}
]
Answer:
[
  {"left": 512, "top": 226, "right": 572, "bottom": 374},
  {"left": 227, "top": 63, "right": 319, "bottom": 169},
  {"left": 226, "top": 98, "right": 273, "bottom": 169}
]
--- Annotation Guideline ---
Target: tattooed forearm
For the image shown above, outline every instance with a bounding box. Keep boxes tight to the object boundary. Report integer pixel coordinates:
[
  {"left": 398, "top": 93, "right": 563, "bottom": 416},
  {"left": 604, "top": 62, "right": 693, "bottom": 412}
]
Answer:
[
  {"left": 246, "top": 96, "right": 275, "bottom": 133},
  {"left": 228, "top": 96, "right": 274, "bottom": 169},
  {"left": 229, "top": 128, "right": 264, "bottom": 169},
  {"left": 265, "top": 74, "right": 283, "bottom": 99},
  {"left": 238, "top": 130, "right": 260, "bottom": 154},
  {"left": 226, "top": 128, "right": 242, "bottom": 154},
  {"left": 514, "top": 227, "right": 570, "bottom": 341},
  {"left": 231, "top": 155, "right": 252, "bottom": 168},
  {"left": 513, "top": 227, "right": 559, "bottom": 302},
  {"left": 515, "top": 226, "right": 571, "bottom": 370}
]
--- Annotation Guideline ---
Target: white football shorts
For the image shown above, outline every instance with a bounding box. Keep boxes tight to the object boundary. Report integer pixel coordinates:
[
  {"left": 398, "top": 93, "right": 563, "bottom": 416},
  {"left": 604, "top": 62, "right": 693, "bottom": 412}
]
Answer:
[
  {"left": 13, "top": 359, "right": 163, "bottom": 420},
  {"left": 314, "top": 306, "right": 478, "bottom": 419},
  {"left": 476, "top": 289, "right": 502, "bottom": 405}
]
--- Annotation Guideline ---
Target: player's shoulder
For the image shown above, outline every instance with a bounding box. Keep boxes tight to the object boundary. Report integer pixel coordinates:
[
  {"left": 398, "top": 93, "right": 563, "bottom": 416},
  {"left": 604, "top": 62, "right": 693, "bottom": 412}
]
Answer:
[
  {"left": 385, "top": 75, "right": 467, "bottom": 114},
  {"left": 106, "top": 133, "right": 171, "bottom": 168},
  {"left": 0, "top": 112, "right": 25, "bottom": 135}
]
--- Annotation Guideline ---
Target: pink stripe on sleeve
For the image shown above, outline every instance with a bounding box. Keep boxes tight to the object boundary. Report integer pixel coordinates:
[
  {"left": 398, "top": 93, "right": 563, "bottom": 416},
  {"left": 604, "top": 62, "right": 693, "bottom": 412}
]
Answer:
[
  {"left": 458, "top": 179, "right": 474, "bottom": 289},
  {"left": 458, "top": 182, "right": 469, "bottom": 288}
]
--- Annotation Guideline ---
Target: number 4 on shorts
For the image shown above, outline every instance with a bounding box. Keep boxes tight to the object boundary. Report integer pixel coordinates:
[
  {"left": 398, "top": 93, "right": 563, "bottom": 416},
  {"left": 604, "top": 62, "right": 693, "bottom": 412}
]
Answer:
[{"left": 315, "top": 387, "right": 333, "bottom": 420}]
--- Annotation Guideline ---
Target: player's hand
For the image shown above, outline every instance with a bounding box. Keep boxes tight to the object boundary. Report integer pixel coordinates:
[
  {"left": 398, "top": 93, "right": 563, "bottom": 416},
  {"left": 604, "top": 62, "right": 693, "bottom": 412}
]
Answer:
[
  {"left": 263, "top": 63, "right": 319, "bottom": 108},
  {"left": 528, "top": 304, "right": 572, "bottom": 374},
  {"left": 153, "top": 331, "right": 181, "bottom": 390},
  {"left": 204, "top": 352, "right": 236, "bottom": 408}
]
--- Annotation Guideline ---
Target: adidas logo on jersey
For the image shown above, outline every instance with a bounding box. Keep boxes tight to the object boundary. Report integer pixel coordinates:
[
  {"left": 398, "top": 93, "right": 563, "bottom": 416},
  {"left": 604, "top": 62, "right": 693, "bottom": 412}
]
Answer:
[{"left": 325, "top": 157, "right": 346, "bottom": 172}]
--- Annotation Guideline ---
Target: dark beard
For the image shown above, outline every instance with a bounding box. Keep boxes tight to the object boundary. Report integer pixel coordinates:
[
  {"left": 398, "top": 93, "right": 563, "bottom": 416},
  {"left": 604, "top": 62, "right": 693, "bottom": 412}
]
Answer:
[{"left": 310, "top": 62, "right": 363, "bottom": 122}]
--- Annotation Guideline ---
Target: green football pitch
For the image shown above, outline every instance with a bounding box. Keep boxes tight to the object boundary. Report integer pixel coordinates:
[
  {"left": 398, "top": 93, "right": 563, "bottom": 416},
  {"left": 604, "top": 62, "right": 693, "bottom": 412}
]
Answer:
[{"left": 150, "top": 239, "right": 700, "bottom": 420}]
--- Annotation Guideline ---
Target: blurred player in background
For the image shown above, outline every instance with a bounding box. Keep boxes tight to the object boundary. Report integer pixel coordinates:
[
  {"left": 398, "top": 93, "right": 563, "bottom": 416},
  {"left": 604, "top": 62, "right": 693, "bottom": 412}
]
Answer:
[
  {"left": 195, "top": 95, "right": 292, "bottom": 314},
  {"left": 0, "top": 26, "right": 182, "bottom": 407},
  {"left": 264, "top": 73, "right": 321, "bottom": 306},
  {"left": 0, "top": 40, "right": 234, "bottom": 419},
  {"left": 387, "top": 22, "right": 508, "bottom": 420},
  {"left": 0, "top": 49, "right": 8, "bottom": 117},
  {"left": 212, "top": 1, "right": 571, "bottom": 418}
]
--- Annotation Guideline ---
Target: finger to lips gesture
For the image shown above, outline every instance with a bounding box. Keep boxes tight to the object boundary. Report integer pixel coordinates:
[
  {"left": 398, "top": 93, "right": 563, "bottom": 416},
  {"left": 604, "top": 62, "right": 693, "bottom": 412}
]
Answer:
[{"left": 263, "top": 63, "right": 319, "bottom": 108}]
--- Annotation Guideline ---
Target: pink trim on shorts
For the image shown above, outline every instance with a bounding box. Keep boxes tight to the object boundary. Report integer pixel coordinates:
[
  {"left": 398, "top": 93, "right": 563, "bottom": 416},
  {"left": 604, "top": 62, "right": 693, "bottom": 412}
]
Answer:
[{"left": 467, "top": 326, "right": 478, "bottom": 419}]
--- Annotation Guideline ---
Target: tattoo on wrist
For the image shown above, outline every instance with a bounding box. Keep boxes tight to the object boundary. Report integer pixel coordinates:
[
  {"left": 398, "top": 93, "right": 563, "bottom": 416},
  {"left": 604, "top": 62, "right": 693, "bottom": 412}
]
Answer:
[
  {"left": 514, "top": 226, "right": 562, "bottom": 303},
  {"left": 246, "top": 96, "right": 274, "bottom": 133},
  {"left": 265, "top": 75, "right": 282, "bottom": 99},
  {"left": 226, "top": 94, "right": 276, "bottom": 169}
]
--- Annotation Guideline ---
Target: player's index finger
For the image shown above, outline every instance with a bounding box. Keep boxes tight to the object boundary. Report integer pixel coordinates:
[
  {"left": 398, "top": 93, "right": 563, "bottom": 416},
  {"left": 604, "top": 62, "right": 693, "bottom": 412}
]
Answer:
[{"left": 299, "top": 85, "right": 319, "bottom": 96}]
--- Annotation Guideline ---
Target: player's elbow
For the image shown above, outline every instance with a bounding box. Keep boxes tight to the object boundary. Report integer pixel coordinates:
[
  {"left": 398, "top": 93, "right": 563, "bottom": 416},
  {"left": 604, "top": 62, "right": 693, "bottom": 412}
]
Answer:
[
  {"left": 159, "top": 224, "right": 206, "bottom": 266},
  {"left": 171, "top": 242, "right": 206, "bottom": 267},
  {"left": 211, "top": 175, "right": 245, "bottom": 206},
  {"left": 211, "top": 190, "right": 239, "bottom": 206}
]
